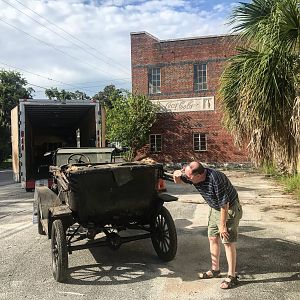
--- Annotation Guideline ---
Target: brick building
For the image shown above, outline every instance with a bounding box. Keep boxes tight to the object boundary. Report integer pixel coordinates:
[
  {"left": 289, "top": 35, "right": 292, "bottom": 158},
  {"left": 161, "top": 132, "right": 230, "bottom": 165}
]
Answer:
[{"left": 130, "top": 31, "right": 248, "bottom": 164}]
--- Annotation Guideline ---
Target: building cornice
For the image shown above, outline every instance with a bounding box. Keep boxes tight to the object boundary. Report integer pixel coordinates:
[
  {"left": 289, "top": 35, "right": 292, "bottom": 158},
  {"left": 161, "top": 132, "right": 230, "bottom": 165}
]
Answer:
[{"left": 130, "top": 31, "right": 237, "bottom": 43}]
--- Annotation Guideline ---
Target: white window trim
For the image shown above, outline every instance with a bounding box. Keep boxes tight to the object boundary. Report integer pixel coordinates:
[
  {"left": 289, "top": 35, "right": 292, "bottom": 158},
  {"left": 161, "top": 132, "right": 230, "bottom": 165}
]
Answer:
[
  {"left": 149, "top": 67, "right": 161, "bottom": 94},
  {"left": 193, "top": 133, "right": 207, "bottom": 152},
  {"left": 194, "top": 63, "right": 208, "bottom": 91},
  {"left": 149, "top": 134, "right": 162, "bottom": 152}
]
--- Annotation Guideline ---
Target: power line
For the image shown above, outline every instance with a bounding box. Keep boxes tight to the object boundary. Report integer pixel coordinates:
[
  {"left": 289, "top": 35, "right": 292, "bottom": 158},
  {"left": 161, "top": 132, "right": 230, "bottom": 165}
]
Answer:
[
  {"left": 1, "top": 60, "right": 130, "bottom": 85},
  {"left": 0, "top": 61, "right": 95, "bottom": 93},
  {"left": 0, "top": 61, "right": 130, "bottom": 92},
  {"left": 0, "top": 16, "right": 125, "bottom": 80},
  {"left": 74, "top": 82, "right": 131, "bottom": 89},
  {"left": 26, "top": 82, "right": 48, "bottom": 90},
  {"left": 72, "top": 78, "right": 131, "bottom": 85},
  {"left": 9, "top": 0, "right": 131, "bottom": 75}
]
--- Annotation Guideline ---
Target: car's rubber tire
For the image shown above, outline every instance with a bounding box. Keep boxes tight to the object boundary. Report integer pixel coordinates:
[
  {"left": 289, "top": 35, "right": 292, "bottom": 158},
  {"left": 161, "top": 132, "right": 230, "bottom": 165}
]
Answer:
[
  {"left": 37, "top": 203, "right": 46, "bottom": 235},
  {"left": 151, "top": 206, "right": 177, "bottom": 262},
  {"left": 51, "top": 219, "right": 68, "bottom": 282}
]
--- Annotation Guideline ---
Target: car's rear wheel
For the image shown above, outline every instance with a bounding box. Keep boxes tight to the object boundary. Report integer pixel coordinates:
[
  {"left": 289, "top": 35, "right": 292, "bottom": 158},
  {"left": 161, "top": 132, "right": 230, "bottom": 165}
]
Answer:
[
  {"left": 37, "top": 203, "right": 46, "bottom": 235},
  {"left": 51, "top": 219, "right": 68, "bottom": 282}
]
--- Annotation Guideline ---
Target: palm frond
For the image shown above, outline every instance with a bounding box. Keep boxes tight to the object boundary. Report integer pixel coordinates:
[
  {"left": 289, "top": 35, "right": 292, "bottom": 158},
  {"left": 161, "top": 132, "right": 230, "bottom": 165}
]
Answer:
[
  {"left": 229, "top": 0, "right": 275, "bottom": 37},
  {"left": 220, "top": 0, "right": 300, "bottom": 172},
  {"left": 277, "top": 0, "right": 300, "bottom": 53},
  {"left": 220, "top": 46, "right": 298, "bottom": 170}
]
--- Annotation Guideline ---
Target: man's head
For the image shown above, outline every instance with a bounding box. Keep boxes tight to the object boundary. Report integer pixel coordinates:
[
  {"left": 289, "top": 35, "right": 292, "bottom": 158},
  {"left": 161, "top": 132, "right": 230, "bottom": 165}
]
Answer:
[{"left": 184, "top": 161, "right": 206, "bottom": 184}]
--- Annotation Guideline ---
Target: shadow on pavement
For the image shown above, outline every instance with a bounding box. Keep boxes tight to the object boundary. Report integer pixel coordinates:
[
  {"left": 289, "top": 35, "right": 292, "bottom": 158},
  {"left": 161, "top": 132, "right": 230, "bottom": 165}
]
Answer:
[
  {"left": 66, "top": 223, "right": 300, "bottom": 287},
  {"left": 234, "top": 186, "right": 255, "bottom": 192},
  {"left": 239, "top": 272, "right": 300, "bottom": 286}
]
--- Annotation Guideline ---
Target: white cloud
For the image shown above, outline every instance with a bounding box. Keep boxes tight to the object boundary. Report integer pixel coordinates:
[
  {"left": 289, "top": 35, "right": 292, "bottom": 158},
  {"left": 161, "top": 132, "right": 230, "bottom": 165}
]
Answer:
[
  {"left": 213, "top": 4, "right": 225, "bottom": 13},
  {"left": 0, "top": 0, "right": 234, "bottom": 98}
]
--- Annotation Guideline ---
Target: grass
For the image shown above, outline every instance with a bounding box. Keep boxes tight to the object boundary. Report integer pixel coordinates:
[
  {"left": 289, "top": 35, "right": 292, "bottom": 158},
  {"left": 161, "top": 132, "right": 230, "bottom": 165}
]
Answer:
[
  {"left": 260, "top": 163, "right": 300, "bottom": 201},
  {"left": 280, "top": 174, "right": 300, "bottom": 201},
  {"left": 260, "top": 163, "right": 278, "bottom": 176}
]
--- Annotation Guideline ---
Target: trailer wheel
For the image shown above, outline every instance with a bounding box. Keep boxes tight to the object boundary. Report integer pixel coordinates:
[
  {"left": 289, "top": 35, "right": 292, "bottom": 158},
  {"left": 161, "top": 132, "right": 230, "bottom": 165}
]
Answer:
[
  {"left": 51, "top": 219, "right": 68, "bottom": 282},
  {"left": 151, "top": 206, "right": 177, "bottom": 262}
]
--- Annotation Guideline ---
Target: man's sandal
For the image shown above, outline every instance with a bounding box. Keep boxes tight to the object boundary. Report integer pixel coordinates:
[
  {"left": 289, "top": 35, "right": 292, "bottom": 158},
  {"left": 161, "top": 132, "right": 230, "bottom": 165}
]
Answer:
[
  {"left": 198, "top": 269, "right": 221, "bottom": 279},
  {"left": 220, "top": 275, "right": 239, "bottom": 289}
]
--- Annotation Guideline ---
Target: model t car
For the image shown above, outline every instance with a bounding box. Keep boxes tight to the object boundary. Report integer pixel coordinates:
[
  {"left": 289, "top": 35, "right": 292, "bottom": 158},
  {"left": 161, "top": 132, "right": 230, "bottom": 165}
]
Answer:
[{"left": 34, "top": 147, "right": 178, "bottom": 282}]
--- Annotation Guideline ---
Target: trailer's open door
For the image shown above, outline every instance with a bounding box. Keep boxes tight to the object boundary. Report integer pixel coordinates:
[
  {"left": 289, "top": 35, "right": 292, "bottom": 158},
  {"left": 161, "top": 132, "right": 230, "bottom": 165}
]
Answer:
[{"left": 11, "top": 106, "right": 20, "bottom": 182}]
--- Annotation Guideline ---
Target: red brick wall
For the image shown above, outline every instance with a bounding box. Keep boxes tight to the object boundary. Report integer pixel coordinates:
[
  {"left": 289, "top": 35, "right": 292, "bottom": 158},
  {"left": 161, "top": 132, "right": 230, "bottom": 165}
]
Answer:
[{"left": 131, "top": 32, "right": 249, "bottom": 164}]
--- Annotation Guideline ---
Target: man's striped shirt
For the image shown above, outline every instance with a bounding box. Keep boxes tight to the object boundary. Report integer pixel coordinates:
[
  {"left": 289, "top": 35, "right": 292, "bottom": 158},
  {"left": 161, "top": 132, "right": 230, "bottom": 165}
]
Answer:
[{"left": 181, "top": 168, "right": 238, "bottom": 210}]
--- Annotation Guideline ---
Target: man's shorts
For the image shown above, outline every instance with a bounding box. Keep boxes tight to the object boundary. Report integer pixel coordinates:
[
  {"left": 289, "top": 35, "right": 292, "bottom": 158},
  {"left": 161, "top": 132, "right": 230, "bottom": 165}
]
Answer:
[{"left": 208, "top": 201, "right": 243, "bottom": 243}]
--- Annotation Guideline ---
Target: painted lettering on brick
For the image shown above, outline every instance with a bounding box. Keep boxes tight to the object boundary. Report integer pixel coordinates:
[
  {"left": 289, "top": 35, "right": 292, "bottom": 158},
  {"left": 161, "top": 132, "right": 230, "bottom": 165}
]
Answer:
[{"left": 152, "top": 97, "right": 214, "bottom": 113}]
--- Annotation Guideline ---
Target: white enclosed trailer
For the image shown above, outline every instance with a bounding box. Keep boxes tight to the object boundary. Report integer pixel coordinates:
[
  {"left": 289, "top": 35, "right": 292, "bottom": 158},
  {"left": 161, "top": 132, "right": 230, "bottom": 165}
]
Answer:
[{"left": 11, "top": 99, "right": 101, "bottom": 190}]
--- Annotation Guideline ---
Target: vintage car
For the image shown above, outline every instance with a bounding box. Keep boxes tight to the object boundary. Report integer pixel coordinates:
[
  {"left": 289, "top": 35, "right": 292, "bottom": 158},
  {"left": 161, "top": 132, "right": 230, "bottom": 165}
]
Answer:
[{"left": 34, "top": 147, "right": 178, "bottom": 282}]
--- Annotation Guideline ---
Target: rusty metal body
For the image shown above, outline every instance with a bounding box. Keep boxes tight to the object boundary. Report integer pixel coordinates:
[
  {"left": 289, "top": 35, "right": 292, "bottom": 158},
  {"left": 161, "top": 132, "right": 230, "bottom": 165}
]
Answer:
[{"left": 34, "top": 147, "right": 178, "bottom": 282}]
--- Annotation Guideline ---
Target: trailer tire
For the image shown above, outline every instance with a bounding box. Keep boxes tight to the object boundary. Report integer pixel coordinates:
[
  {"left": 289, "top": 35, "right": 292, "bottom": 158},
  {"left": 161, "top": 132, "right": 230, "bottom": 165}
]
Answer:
[
  {"left": 151, "top": 206, "right": 177, "bottom": 262},
  {"left": 51, "top": 219, "right": 68, "bottom": 282}
]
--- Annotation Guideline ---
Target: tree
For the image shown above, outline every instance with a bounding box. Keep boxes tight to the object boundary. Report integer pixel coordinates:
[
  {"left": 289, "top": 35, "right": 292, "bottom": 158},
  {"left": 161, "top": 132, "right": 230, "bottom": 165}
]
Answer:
[
  {"left": 0, "top": 70, "right": 33, "bottom": 163},
  {"left": 45, "top": 88, "right": 90, "bottom": 100},
  {"left": 106, "top": 93, "right": 159, "bottom": 161},
  {"left": 73, "top": 90, "right": 90, "bottom": 100},
  {"left": 93, "top": 84, "right": 123, "bottom": 109},
  {"left": 219, "top": 0, "right": 300, "bottom": 173}
]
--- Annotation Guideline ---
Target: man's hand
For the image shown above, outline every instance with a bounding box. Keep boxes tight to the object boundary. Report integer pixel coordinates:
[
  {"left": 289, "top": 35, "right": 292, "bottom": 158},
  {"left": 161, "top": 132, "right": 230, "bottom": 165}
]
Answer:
[
  {"left": 173, "top": 170, "right": 183, "bottom": 184},
  {"left": 220, "top": 202, "right": 229, "bottom": 241},
  {"left": 220, "top": 224, "right": 229, "bottom": 241}
]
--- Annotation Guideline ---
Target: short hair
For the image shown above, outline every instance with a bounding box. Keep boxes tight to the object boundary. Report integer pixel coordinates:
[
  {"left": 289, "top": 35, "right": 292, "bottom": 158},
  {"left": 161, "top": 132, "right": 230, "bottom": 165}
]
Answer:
[{"left": 189, "top": 162, "right": 205, "bottom": 175}]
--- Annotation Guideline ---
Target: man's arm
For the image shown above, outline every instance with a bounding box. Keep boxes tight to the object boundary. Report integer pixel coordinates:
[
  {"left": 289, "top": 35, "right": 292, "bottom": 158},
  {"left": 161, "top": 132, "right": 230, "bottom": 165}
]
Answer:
[{"left": 220, "top": 202, "right": 229, "bottom": 241}]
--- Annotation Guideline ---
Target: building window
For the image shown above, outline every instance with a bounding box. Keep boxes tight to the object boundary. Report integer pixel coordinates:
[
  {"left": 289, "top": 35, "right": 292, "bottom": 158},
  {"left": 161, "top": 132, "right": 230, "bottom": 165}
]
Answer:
[
  {"left": 150, "top": 134, "right": 162, "bottom": 152},
  {"left": 149, "top": 67, "right": 161, "bottom": 94},
  {"left": 193, "top": 133, "right": 207, "bottom": 151},
  {"left": 194, "top": 64, "right": 207, "bottom": 91}
]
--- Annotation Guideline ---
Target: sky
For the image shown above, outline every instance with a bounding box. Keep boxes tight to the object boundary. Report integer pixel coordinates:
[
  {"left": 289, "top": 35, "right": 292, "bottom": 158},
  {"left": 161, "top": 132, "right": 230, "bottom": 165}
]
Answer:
[{"left": 0, "top": 0, "right": 247, "bottom": 98}]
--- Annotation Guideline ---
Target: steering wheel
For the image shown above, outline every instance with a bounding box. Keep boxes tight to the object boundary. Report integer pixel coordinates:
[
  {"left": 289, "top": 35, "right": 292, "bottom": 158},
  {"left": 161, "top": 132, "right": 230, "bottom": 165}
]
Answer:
[{"left": 67, "top": 153, "right": 91, "bottom": 164}]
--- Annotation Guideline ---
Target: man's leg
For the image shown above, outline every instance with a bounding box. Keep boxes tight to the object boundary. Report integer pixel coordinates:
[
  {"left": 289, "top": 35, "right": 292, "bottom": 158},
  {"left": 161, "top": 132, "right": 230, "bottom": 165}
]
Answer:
[
  {"left": 209, "top": 236, "right": 221, "bottom": 271},
  {"left": 219, "top": 203, "right": 242, "bottom": 288},
  {"left": 223, "top": 242, "right": 236, "bottom": 277},
  {"left": 199, "top": 208, "right": 221, "bottom": 278}
]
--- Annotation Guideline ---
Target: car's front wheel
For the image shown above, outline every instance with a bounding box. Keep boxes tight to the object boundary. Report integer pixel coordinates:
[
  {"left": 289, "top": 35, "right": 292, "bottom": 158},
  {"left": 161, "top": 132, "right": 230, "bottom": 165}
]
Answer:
[{"left": 151, "top": 206, "right": 177, "bottom": 261}]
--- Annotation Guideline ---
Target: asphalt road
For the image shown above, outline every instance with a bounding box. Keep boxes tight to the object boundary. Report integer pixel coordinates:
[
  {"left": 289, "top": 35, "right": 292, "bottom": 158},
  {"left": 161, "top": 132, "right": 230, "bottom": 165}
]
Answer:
[
  {"left": 0, "top": 170, "right": 13, "bottom": 186},
  {"left": 0, "top": 171, "right": 299, "bottom": 300}
]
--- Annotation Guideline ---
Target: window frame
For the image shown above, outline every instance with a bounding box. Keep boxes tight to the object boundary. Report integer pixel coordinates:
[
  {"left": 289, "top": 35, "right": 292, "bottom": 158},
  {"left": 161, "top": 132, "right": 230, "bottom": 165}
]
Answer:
[
  {"left": 148, "top": 67, "right": 161, "bottom": 94},
  {"left": 193, "top": 133, "right": 207, "bottom": 152},
  {"left": 194, "top": 63, "right": 208, "bottom": 91},
  {"left": 149, "top": 134, "right": 162, "bottom": 152}
]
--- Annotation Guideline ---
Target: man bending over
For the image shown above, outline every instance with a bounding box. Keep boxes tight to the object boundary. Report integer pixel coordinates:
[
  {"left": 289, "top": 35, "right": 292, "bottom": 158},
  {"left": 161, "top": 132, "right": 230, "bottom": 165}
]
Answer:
[{"left": 173, "top": 161, "right": 243, "bottom": 289}]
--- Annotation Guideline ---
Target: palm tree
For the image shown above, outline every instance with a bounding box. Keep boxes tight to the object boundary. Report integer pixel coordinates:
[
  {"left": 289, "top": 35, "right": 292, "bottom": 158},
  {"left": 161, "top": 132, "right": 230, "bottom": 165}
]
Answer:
[{"left": 219, "top": 0, "right": 300, "bottom": 173}]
